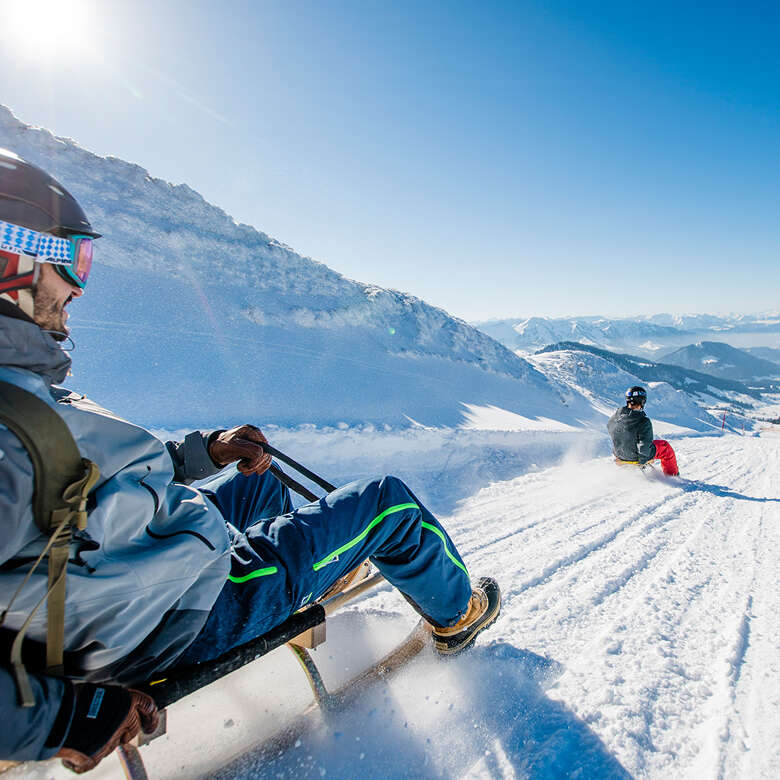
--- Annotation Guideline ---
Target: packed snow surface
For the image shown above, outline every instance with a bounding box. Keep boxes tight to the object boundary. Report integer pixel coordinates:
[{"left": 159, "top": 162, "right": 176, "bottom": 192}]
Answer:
[{"left": 18, "top": 429, "right": 779, "bottom": 780}]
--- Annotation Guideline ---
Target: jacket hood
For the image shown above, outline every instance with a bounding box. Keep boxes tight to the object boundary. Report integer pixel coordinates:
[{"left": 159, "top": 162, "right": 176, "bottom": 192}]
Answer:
[{"left": 0, "top": 301, "right": 71, "bottom": 385}]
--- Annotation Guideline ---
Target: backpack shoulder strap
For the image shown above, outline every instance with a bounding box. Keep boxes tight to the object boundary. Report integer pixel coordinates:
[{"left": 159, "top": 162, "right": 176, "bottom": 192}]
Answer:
[
  {"left": 0, "top": 379, "right": 99, "bottom": 704},
  {"left": 0, "top": 380, "right": 92, "bottom": 534}
]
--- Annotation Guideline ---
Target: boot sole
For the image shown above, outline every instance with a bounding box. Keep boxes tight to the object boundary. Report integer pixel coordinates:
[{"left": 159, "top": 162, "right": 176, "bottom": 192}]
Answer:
[{"left": 432, "top": 577, "right": 501, "bottom": 656}]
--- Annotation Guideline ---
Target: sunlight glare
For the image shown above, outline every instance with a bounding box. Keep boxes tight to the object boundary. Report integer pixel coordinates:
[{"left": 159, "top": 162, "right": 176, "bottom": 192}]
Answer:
[{"left": 1, "top": 0, "right": 96, "bottom": 61}]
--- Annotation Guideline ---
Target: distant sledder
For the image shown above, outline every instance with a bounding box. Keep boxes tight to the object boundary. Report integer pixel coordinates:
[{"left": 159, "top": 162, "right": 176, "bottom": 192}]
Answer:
[{"left": 607, "top": 386, "right": 679, "bottom": 476}]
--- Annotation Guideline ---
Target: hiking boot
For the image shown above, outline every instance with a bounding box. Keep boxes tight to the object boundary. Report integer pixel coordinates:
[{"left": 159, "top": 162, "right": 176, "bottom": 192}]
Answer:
[{"left": 431, "top": 577, "right": 500, "bottom": 656}]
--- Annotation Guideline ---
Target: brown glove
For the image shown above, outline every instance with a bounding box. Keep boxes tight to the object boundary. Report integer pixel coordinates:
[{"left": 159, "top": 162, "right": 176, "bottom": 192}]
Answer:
[
  {"left": 208, "top": 424, "right": 273, "bottom": 475},
  {"left": 56, "top": 684, "right": 159, "bottom": 774}
]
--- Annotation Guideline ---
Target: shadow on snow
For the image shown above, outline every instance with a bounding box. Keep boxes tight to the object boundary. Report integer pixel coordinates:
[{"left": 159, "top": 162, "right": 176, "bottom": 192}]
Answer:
[{"left": 679, "top": 478, "right": 780, "bottom": 503}]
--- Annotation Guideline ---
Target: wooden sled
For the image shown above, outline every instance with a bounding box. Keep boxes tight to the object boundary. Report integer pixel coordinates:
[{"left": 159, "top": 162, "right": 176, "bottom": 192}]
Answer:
[{"left": 116, "top": 568, "right": 431, "bottom": 779}]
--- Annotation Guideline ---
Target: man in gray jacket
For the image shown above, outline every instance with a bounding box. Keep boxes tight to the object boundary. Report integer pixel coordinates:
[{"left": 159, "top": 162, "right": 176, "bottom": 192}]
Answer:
[
  {"left": 607, "top": 386, "right": 679, "bottom": 475},
  {"left": 0, "top": 151, "right": 500, "bottom": 772}
]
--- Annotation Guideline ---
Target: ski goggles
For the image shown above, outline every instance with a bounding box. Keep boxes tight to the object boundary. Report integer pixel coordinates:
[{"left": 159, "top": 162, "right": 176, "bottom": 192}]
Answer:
[{"left": 0, "top": 218, "right": 94, "bottom": 288}]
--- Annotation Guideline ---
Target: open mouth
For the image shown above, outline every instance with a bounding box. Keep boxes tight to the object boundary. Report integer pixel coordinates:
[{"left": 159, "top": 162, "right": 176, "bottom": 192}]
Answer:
[{"left": 61, "top": 294, "right": 74, "bottom": 323}]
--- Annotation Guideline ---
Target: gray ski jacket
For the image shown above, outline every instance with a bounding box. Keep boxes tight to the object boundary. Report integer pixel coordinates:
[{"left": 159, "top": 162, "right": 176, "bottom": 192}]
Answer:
[
  {"left": 606, "top": 405, "right": 657, "bottom": 464},
  {"left": 0, "top": 305, "right": 231, "bottom": 758}
]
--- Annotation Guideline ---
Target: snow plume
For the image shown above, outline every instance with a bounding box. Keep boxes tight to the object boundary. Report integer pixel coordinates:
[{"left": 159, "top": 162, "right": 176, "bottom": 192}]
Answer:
[{"left": 162, "top": 424, "right": 606, "bottom": 515}]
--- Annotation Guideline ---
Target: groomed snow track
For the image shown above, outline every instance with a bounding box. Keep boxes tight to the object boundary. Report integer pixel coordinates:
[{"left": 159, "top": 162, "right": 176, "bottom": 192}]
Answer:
[
  {"left": 15, "top": 433, "right": 778, "bottom": 780},
  {"left": 448, "top": 433, "right": 779, "bottom": 779},
  {"left": 212, "top": 433, "right": 778, "bottom": 779}
]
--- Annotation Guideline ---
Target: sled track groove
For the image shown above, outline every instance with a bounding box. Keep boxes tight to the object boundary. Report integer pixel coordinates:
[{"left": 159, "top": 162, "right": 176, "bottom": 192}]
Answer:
[
  {"left": 458, "top": 490, "right": 629, "bottom": 558},
  {"left": 509, "top": 494, "right": 673, "bottom": 597}
]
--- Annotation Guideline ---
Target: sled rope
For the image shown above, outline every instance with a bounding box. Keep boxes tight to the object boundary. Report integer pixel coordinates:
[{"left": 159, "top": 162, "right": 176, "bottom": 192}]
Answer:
[{"left": 261, "top": 443, "right": 336, "bottom": 496}]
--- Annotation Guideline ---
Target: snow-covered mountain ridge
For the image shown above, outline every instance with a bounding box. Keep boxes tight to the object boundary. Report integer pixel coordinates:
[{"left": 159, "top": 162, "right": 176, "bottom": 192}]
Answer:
[
  {"left": 0, "top": 106, "right": 529, "bottom": 374},
  {"left": 536, "top": 342, "right": 764, "bottom": 403},
  {"left": 1, "top": 105, "right": 569, "bottom": 428},
  {"left": 527, "top": 349, "right": 724, "bottom": 434}
]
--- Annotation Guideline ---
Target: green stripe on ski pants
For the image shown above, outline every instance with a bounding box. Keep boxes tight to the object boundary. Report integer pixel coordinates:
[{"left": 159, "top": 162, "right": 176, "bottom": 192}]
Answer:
[{"left": 314, "top": 504, "right": 468, "bottom": 577}]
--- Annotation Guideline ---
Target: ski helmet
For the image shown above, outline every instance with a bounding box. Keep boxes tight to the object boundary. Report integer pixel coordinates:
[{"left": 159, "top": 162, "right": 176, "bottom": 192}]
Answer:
[
  {"left": 0, "top": 149, "right": 98, "bottom": 237},
  {"left": 625, "top": 386, "right": 647, "bottom": 405},
  {"left": 0, "top": 148, "right": 99, "bottom": 316}
]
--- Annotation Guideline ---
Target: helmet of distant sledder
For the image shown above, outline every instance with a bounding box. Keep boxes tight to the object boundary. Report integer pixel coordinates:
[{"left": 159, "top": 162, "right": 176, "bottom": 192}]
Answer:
[
  {"left": 0, "top": 148, "right": 99, "bottom": 317},
  {"left": 625, "top": 386, "right": 648, "bottom": 406}
]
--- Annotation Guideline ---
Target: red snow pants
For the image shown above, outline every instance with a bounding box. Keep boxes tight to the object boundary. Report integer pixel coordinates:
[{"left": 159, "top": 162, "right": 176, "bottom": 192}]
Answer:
[{"left": 653, "top": 439, "right": 679, "bottom": 476}]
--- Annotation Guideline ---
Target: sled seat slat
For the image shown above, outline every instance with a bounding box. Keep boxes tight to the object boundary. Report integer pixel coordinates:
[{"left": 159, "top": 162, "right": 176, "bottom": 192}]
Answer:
[{"left": 140, "top": 604, "right": 326, "bottom": 710}]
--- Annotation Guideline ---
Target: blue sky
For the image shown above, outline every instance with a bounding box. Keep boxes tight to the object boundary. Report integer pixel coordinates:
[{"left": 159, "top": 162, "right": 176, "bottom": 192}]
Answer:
[{"left": 0, "top": 0, "right": 778, "bottom": 321}]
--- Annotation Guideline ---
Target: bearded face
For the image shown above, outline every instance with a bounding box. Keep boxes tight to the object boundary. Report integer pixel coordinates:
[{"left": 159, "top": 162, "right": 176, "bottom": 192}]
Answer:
[{"left": 33, "top": 263, "right": 82, "bottom": 340}]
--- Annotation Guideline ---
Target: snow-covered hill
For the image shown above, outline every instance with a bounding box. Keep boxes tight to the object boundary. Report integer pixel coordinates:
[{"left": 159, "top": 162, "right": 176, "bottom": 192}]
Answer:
[
  {"left": 534, "top": 342, "right": 766, "bottom": 429},
  {"left": 1, "top": 105, "right": 572, "bottom": 429},
  {"left": 2, "top": 107, "right": 744, "bottom": 436},
  {"left": 660, "top": 341, "right": 780, "bottom": 382},
  {"left": 527, "top": 349, "right": 721, "bottom": 434}
]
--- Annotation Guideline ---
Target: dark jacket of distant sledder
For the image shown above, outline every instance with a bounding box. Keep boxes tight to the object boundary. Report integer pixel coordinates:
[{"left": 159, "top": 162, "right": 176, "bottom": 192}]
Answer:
[{"left": 607, "top": 406, "right": 657, "bottom": 464}]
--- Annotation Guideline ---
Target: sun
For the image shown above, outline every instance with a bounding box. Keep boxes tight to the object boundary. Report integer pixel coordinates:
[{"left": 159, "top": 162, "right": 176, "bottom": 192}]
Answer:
[{"left": 0, "top": 0, "right": 97, "bottom": 61}]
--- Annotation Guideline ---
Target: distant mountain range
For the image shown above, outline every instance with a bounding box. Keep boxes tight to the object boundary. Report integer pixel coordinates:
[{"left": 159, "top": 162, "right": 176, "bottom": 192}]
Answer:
[
  {"left": 659, "top": 341, "right": 780, "bottom": 382},
  {"left": 474, "top": 314, "right": 780, "bottom": 357}
]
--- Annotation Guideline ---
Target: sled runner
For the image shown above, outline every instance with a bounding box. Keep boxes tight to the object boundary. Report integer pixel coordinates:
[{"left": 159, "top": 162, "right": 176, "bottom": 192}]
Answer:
[{"left": 613, "top": 457, "right": 653, "bottom": 468}]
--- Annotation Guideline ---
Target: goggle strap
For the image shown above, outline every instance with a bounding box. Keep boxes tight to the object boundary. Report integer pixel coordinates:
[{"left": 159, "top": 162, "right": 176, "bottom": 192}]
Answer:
[
  {"left": 0, "top": 272, "right": 35, "bottom": 294},
  {"left": 0, "top": 219, "right": 72, "bottom": 265}
]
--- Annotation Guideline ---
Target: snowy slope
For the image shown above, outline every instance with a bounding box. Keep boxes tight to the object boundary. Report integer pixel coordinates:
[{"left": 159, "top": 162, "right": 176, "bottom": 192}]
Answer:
[
  {"left": 0, "top": 105, "right": 567, "bottom": 429},
  {"left": 535, "top": 342, "right": 766, "bottom": 419},
  {"left": 16, "top": 429, "right": 778, "bottom": 780},
  {"left": 1, "top": 106, "right": 735, "bottom": 436}
]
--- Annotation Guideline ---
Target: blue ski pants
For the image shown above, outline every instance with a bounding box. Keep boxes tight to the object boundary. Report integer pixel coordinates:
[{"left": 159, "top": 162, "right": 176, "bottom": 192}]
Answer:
[{"left": 179, "top": 468, "right": 472, "bottom": 665}]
